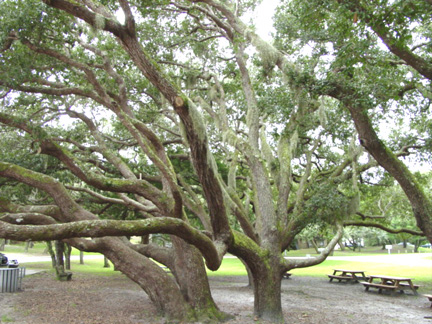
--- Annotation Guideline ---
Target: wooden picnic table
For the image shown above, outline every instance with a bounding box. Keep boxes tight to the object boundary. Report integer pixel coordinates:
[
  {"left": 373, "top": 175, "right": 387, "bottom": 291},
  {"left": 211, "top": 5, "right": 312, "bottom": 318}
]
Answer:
[
  {"left": 328, "top": 269, "right": 368, "bottom": 283},
  {"left": 361, "top": 275, "right": 419, "bottom": 295}
]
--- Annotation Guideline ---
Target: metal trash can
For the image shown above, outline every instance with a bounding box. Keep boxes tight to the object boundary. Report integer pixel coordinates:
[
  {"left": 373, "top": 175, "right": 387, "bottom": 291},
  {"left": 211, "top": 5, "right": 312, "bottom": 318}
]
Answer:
[{"left": 0, "top": 268, "right": 20, "bottom": 292}]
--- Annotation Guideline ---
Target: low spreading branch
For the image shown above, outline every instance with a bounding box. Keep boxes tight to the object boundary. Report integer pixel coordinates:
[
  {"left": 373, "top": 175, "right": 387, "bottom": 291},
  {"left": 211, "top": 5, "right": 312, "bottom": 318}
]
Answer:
[{"left": 0, "top": 217, "right": 222, "bottom": 270}]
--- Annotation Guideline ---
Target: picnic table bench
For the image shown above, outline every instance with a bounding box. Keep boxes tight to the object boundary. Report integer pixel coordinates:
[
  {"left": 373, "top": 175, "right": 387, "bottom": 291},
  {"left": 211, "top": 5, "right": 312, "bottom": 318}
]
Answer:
[
  {"left": 425, "top": 294, "right": 432, "bottom": 307},
  {"left": 328, "top": 269, "right": 368, "bottom": 283},
  {"left": 283, "top": 272, "right": 292, "bottom": 279},
  {"left": 361, "top": 275, "right": 419, "bottom": 295}
]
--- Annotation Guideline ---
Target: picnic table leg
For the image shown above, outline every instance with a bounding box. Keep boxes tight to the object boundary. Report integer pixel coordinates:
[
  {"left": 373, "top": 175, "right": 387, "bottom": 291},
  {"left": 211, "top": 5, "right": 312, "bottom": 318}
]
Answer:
[
  {"left": 408, "top": 282, "right": 418, "bottom": 295},
  {"left": 341, "top": 272, "right": 348, "bottom": 283},
  {"left": 329, "top": 270, "right": 337, "bottom": 282}
]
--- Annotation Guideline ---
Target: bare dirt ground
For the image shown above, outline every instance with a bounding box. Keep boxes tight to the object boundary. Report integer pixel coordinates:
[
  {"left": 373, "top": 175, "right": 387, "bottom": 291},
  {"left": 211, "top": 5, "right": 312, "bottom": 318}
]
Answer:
[{"left": 0, "top": 272, "right": 431, "bottom": 324}]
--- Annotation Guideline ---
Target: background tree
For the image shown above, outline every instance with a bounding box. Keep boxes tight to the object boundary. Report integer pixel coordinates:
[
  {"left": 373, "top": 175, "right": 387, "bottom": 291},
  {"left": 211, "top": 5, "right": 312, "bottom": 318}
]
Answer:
[{"left": 274, "top": 0, "right": 432, "bottom": 243}]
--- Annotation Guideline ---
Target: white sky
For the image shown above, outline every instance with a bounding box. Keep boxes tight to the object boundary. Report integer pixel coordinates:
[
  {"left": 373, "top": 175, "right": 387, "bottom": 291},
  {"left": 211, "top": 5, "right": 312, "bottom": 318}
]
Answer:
[{"left": 250, "top": 0, "right": 279, "bottom": 41}]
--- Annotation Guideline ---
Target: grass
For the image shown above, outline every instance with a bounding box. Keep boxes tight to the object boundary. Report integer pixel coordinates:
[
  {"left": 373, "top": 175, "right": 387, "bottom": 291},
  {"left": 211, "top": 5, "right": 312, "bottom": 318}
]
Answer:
[
  {"left": 4, "top": 242, "right": 100, "bottom": 256},
  {"left": 22, "top": 258, "right": 119, "bottom": 276},
  {"left": 284, "top": 245, "right": 431, "bottom": 257},
  {"left": 289, "top": 259, "right": 431, "bottom": 280},
  {"left": 4, "top": 243, "right": 432, "bottom": 289},
  {"left": 5, "top": 242, "right": 431, "bottom": 256},
  {"left": 211, "top": 256, "right": 432, "bottom": 292},
  {"left": 1, "top": 314, "right": 15, "bottom": 322}
]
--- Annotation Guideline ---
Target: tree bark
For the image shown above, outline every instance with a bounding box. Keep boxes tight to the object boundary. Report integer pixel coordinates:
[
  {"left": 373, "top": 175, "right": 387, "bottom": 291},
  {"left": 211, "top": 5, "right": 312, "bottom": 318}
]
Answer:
[
  {"left": 251, "top": 258, "right": 284, "bottom": 323},
  {"left": 103, "top": 256, "right": 110, "bottom": 268},
  {"left": 96, "top": 236, "right": 229, "bottom": 322},
  {"left": 97, "top": 237, "right": 196, "bottom": 322},
  {"left": 25, "top": 241, "right": 33, "bottom": 252},
  {"left": 54, "top": 240, "right": 67, "bottom": 279},
  {"left": 239, "top": 258, "right": 254, "bottom": 288},
  {"left": 170, "top": 237, "right": 231, "bottom": 322},
  {"left": 229, "top": 232, "right": 285, "bottom": 323},
  {"left": 64, "top": 243, "right": 72, "bottom": 270}
]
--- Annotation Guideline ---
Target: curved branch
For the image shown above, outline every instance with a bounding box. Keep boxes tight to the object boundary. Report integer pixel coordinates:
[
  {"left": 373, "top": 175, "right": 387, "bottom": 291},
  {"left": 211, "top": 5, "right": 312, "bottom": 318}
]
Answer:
[
  {"left": 0, "top": 213, "right": 58, "bottom": 225},
  {"left": 344, "top": 220, "right": 424, "bottom": 236},
  {"left": 118, "top": 0, "right": 136, "bottom": 34},
  {"left": 0, "top": 217, "right": 221, "bottom": 270},
  {"left": 42, "top": 1, "right": 233, "bottom": 256},
  {"left": 20, "top": 39, "right": 113, "bottom": 105},
  {"left": 283, "top": 223, "right": 343, "bottom": 270},
  {"left": 355, "top": 212, "right": 385, "bottom": 220},
  {"left": 0, "top": 113, "right": 168, "bottom": 212},
  {"left": 0, "top": 197, "right": 60, "bottom": 217}
]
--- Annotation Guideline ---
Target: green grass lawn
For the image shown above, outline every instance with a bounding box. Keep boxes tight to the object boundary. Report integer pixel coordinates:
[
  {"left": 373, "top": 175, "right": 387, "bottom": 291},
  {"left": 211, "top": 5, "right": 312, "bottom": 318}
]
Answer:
[
  {"left": 3, "top": 242, "right": 100, "bottom": 256},
  {"left": 210, "top": 256, "right": 432, "bottom": 291},
  {"left": 4, "top": 243, "right": 432, "bottom": 290}
]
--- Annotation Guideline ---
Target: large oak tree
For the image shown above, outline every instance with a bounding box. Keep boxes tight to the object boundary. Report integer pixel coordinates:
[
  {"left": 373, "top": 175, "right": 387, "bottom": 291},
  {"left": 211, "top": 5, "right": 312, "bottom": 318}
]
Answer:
[{"left": 0, "top": 1, "right": 430, "bottom": 323}]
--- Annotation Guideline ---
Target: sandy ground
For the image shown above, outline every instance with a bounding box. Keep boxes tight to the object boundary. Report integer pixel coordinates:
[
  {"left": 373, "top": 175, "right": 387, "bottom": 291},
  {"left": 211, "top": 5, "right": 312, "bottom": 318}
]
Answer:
[{"left": 0, "top": 271, "right": 431, "bottom": 324}]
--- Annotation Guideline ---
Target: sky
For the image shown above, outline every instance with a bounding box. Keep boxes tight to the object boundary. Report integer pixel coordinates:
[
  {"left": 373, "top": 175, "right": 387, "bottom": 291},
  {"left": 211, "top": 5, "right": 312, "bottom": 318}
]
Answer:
[{"left": 250, "top": 0, "right": 280, "bottom": 41}]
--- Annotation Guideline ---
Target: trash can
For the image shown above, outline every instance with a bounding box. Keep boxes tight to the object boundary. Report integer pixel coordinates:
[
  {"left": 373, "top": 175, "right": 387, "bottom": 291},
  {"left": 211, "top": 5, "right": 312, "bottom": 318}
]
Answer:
[{"left": 0, "top": 268, "right": 20, "bottom": 292}]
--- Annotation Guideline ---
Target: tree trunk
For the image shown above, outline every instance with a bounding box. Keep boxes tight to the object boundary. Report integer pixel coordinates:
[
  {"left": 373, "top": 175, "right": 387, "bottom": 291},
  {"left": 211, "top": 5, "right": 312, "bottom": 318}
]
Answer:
[
  {"left": 251, "top": 257, "right": 284, "bottom": 323},
  {"left": 25, "top": 240, "right": 32, "bottom": 252},
  {"left": 240, "top": 258, "right": 254, "bottom": 288},
  {"left": 310, "top": 239, "right": 319, "bottom": 253},
  {"left": 230, "top": 232, "right": 285, "bottom": 322},
  {"left": 79, "top": 251, "right": 84, "bottom": 265},
  {"left": 338, "top": 239, "right": 345, "bottom": 251},
  {"left": 97, "top": 237, "right": 196, "bottom": 323},
  {"left": 45, "top": 241, "right": 57, "bottom": 268},
  {"left": 103, "top": 256, "right": 110, "bottom": 268},
  {"left": 64, "top": 243, "right": 72, "bottom": 270},
  {"left": 170, "top": 237, "right": 231, "bottom": 322},
  {"left": 54, "top": 240, "right": 67, "bottom": 280}
]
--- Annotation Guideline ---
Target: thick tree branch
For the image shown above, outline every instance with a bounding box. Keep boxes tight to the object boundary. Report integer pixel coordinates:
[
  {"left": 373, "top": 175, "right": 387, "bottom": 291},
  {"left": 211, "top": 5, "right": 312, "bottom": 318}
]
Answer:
[
  {"left": 0, "top": 213, "right": 58, "bottom": 225},
  {"left": 0, "top": 161, "right": 166, "bottom": 222},
  {"left": 283, "top": 223, "right": 343, "bottom": 270},
  {"left": 325, "top": 81, "right": 432, "bottom": 241},
  {"left": 0, "top": 197, "right": 60, "bottom": 217},
  {"left": 0, "top": 218, "right": 221, "bottom": 270}
]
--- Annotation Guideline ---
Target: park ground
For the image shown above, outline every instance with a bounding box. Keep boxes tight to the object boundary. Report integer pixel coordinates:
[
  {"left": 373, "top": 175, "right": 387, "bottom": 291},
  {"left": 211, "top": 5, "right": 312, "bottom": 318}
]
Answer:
[{"left": 0, "top": 247, "right": 431, "bottom": 323}]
